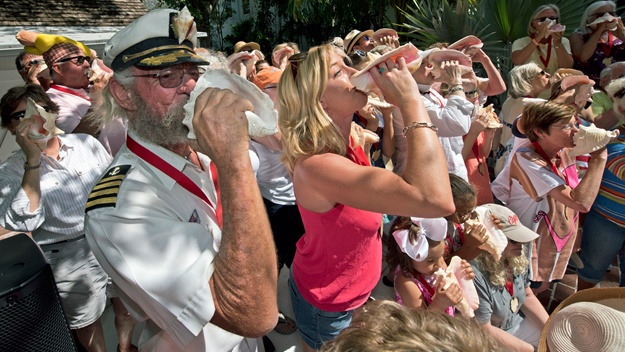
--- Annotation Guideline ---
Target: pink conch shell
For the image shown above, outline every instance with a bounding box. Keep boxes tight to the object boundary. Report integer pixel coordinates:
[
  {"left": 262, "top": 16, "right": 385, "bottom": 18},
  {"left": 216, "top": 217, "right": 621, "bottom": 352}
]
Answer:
[
  {"left": 350, "top": 43, "right": 422, "bottom": 98},
  {"left": 368, "top": 96, "right": 393, "bottom": 109},
  {"left": 570, "top": 123, "right": 618, "bottom": 157},
  {"left": 428, "top": 49, "right": 473, "bottom": 79},
  {"left": 544, "top": 19, "right": 566, "bottom": 38},
  {"left": 433, "top": 256, "right": 480, "bottom": 318},
  {"left": 23, "top": 97, "right": 64, "bottom": 144},
  {"left": 272, "top": 46, "right": 294, "bottom": 65},
  {"left": 588, "top": 13, "right": 619, "bottom": 31},
  {"left": 574, "top": 83, "right": 595, "bottom": 109},
  {"left": 372, "top": 28, "right": 398, "bottom": 44},
  {"left": 173, "top": 6, "right": 196, "bottom": 45},
  {"left": 472, "top": 206, "right": 508, "bottom": 261},
  {"left": 89, "top": 59, "right": 113, "bottom": 82},
  {"left": 448, "top": 35, "right": 483, "bottom": 57},
  {"left": 183, "top": 70, "right": 278, "bottom": 139},
  {"left": 227, "top": 50, "right": 264, "bottom": 75}
]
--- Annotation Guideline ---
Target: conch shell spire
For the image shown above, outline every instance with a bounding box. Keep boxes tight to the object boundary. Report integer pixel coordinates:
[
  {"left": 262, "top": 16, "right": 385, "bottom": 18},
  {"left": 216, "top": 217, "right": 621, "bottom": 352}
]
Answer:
[
  {"left": 570, "top": 123, "right": 618, "bottom": 157},
  {"left": 173, "top": 6, "right": 195, "bottom": 46}
]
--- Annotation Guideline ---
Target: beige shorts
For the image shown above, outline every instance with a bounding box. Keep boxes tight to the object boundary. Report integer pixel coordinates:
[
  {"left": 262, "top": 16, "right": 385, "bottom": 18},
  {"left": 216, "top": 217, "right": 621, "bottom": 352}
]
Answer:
[{"left": 41, "top": 236, "right": 108, "bottom": 329}]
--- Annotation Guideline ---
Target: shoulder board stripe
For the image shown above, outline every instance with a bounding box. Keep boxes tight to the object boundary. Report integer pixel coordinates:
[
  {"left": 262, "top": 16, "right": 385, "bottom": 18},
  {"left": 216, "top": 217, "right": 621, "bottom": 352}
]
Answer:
[{"left": 85, "top": 165, "right": 131, "bottom": 213}]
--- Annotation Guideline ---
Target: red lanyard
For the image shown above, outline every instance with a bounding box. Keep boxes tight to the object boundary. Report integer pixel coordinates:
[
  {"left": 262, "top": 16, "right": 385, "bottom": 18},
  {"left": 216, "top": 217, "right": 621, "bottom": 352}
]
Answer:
[
  {"left": 600, "top": 31, "right": 615, "bottom": 58},
  {"left": 126, "top": 135, "right": 220, "bottom": 227},
  {"left": 537, "top": 37, "right": 552, "bottom": 68},
  {"left": 531, "top": 141, "right": 571, "bottom": 184},
  {"left": 505, "top": 278, "right": 514, "bottom": 296},
  {"left": 50, "top": 84, "right": 91, "bottom": 102}
]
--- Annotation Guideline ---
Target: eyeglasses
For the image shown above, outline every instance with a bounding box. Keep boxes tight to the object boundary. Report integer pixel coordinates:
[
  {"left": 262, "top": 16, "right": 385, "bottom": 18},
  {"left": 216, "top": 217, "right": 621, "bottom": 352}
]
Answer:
[
  {"left": 459, "top": 209, "right": 478, "bottom": 223},
  {"left": 354, "top": 50, "right": 366, "bottom": 57},
  {"left": 362, "top": 35, "right": 371, "bottom": 42},
  {"left": 533, "top": 16, "right": 559, "bottom": 22},
  {"left": 288, "top": 52, "right": 308, "bottom": 79},
  {"left": 9, "top": 106, "right": 51, "bottom": 121},
  {"left": 19, "top": 59, "right": 44, "bottom": 72},
  {"left": 613, "top": 88, "right": 625, "bottom": 99},
  {"left": 537, "top": 70, "right": 547, "bottom": 76},
  {"left": 56, "top": 56, "right": 91, "bottom": 66},
  {"left": 593, "top": 11, "right": 616, "bottom": 18},
  {"left": 132, "top": 66, "right": 206, "bottom": 88},
  {"left": 551, "top": 121, "right": 580, "bottom": 131}
]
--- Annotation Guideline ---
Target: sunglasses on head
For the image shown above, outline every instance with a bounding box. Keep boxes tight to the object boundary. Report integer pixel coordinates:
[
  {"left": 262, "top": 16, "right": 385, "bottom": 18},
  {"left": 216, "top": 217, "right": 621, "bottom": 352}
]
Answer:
[
  {"left": 534, "top": 16, "right": 559, "bottom": 22},
  {"left": 9, "top": 105, "right": 51, "bottom": 121},
  {"left": 288, "top": 52, "right": 308, "bottom": 79}
]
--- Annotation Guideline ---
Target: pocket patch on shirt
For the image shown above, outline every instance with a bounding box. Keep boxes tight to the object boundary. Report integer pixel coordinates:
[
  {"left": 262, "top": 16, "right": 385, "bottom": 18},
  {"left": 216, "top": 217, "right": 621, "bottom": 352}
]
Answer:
[{"left": 85, "top": 165, "right": 131, "bottom": 213}]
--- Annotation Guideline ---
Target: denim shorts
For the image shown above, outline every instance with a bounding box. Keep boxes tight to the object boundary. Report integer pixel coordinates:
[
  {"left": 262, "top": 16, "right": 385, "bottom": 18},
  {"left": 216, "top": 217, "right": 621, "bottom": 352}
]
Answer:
[
  {"left": 289, "top": 271, "right": 352, "bottom": 350},
  {"left": 578, "top": 208, "right": 625, "bottom": 285}
]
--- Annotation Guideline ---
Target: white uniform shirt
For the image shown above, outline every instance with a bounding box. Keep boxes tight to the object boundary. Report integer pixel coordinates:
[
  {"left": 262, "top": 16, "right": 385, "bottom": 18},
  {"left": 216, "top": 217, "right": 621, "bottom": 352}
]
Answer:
[
  {"left": 250, "top": 141, "right": 294, "bottom": 205},
  {"left": 84, "top": 132, "right": 255, "bottom": 352},
  {"left": 420, "top": 84, "right": 474, "bottom": 181},
  {"left": 0, "top": 134, "right": 111, "bottom": 244},
  {"left": 47, "top": 85, "right": 91, "bottom": 133}
]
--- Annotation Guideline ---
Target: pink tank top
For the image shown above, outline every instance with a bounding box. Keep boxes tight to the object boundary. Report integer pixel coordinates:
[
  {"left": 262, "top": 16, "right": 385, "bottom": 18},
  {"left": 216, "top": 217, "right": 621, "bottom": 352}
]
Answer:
[{"left": 291, "top": 141, "right": 382, "bottom": 312}]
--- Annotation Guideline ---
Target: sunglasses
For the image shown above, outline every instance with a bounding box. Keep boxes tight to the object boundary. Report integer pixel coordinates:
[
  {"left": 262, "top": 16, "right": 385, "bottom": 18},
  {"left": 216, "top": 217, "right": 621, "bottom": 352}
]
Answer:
[
  {"left": 9, "top": 105, "right": 51, "bottom": 121},
  {"left": 593, "top": 11, "right": 616, "bottom": 18},
  {"left": 362, "top": 35, "right": 371, "bottom": 42},
  {"left": 534, "top": 16, "right": 559, "bottom": 22},
  {"left": 613, "top": 88, "right": 625, "bottom": 99},
  {"left": 354, "top": 50, "right": 366, "bottom": 57},
  {"left": 288, "top": 52, "right": 308, "bottom": 79},
  {"left": 536, "top": 70, "right": 547, "bottom": 77},
  {"left": 132, "top": 66, "right": 206, "bottom": 88},
  {"left": 459, "top": 209, "right": 478, "bottom": 223},
  {"left": 19, "top": 59, "right": 44, "bottom": 71},
  {"left": 56, "top": 56, "right": 91, "bottom": 66}
]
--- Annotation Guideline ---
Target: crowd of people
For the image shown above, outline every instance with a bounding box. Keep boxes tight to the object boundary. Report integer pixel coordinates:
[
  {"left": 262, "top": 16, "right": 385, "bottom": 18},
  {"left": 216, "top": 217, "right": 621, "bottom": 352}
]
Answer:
[{"left": 1, "top": 1, "right": 625, "bottom": 352}]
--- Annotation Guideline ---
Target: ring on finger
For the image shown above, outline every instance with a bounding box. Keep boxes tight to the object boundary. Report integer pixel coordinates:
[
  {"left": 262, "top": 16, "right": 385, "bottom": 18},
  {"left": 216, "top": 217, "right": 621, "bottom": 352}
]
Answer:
[{"left": 379, "top": 67, "right": 387, "bottom": 73}]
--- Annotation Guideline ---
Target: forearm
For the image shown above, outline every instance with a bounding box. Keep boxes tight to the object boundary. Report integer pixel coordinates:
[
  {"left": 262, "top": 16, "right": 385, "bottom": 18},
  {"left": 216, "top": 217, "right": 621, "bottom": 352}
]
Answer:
[
  {"left": 555, "top": 45, "right": 574, "bottom": 68},
  {"left": 575, "top": 32, "right": 602, "bottom": 62},
  {"left": 462, "top": 130, "right": 480, "bottom": 161},
  {"left": 483, "top": 323, "right": 534, "bottom": 352},
  {"left": 22, "top": 158, "right": 42, "bottom": 213},
  {"left": 211, "top": 157, "right": 278, "bottom": 337},
  {"left": 511, "top": 43, "right": 537, "bottom": 66},
  {"left": 569, "top": 154, "right": 607, "bottom": 211},
  {"left": 519, "top": 292, "right": 548, "bottom": 327},
  {"left": 381, "top": 119, "right": 395, "bottom": 158},
  {"left": 483, "top": 129, "right": 495, "bottom": 156},
  {"left": 480, "top": 58, "right": 506, "bottom": 96}
]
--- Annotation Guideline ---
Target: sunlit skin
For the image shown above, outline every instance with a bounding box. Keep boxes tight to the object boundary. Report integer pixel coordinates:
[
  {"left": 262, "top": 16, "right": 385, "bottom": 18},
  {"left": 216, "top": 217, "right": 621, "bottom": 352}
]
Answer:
[
  {"left": 535, "top": 115, "right": 579, "bottom": 151},
  {"left": 321, "top": 51, "right": 368, "bottom": 124},
  {"left": 54, "top": 53, "right": 91, "bottom": 89},
  {"left": 530, "top": 70, "right": 551, "bottom": 96},
  {"left": 411, "top": 240, "right": 445, "bottom": 276}
]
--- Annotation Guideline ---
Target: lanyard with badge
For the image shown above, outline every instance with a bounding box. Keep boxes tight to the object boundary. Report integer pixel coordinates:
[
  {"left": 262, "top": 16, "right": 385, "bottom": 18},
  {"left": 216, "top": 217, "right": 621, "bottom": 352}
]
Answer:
[{"left": 126, "top": 135, "right": 221, "bottom": 227}]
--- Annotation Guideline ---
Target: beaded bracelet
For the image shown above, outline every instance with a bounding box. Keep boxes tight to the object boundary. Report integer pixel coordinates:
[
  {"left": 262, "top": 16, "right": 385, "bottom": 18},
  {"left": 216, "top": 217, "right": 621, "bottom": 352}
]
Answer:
[
  {"left": 23, "top": 161, "right": 41, "bottom": 171},
  {"left": 402, "top": 122, "right": 438, "bottom": 137},
  {"left": 449, "top": 86, "right": 465, "bottom": 94}
]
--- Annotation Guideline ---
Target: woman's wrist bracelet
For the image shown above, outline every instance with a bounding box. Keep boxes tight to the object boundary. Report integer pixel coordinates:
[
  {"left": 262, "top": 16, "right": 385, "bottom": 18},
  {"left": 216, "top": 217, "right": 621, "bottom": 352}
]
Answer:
[
  {"left": 449, "top": 86, "right": 465, "bottom": 94},
  {"left": 402, "top": 122, "right": 438, "bottom": 137},
  {"left": 24, "top": 161, "right": 41, "bottom": 171}
]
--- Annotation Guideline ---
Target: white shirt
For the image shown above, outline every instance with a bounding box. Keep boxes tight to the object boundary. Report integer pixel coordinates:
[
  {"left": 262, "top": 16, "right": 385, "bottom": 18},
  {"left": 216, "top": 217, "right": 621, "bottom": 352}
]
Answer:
[
  {"left": 420, "top": 84, "right": 475, "bottom": 181},
  {"left": 47, "top": 85, "right": 91, "bottom": 133},
  {"left": 84, "top": 132, "right": 255, "bottom": 352},
  {"left": 250, "top": 141, "right": 294, "bottom": 205},
  {"left": 0, "top": 134, "right": 111, "bottom": 245}
]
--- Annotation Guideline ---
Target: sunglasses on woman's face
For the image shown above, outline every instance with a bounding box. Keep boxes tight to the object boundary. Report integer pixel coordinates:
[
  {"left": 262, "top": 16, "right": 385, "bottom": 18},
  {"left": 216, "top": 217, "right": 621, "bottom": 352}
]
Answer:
[
  {"left": 593, "top": 11, "right": 616, "bottom": 18},
  {"left": 533, "top": 16, "right": 559, "bottom": 22},
  {"left": 9, "top": 105, "right": 51, "bottom": 121},
  {"left": 613, "top": 88, "right": 625, "bottom": 100}
]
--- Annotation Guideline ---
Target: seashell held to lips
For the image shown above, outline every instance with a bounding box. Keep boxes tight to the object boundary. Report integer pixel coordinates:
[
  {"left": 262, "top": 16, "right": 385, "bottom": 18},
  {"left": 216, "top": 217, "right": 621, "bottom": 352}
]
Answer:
[
  {"left": 433, "top": 256, "right": 480, "bottom": 318},
  {"left": 428, "top": 49, "right": 474, "bottom": 80},
  {"left": 543, "top": 19, "right": 566, "bottom": 38},
  {"left": 448, "top": 35, "right": 484, "bottom": 57},
  {"left": 467, "top": 206, "right": 508, "bottom": 262},
  {"left": 23, "top": 97, "right": 64, "bottom": 143},
  {"left": 587, "top": 13, "right": 619, "bottom": 31},
  {"left": 349, "top": 43, "right": 422, "bottom": 95},
  {"left": 569, "top": 123, "right": 618, "bottom": 157},
  {"left": 182, "top": 69, "right": 278, "bottom": 140},
  {"left": 372, "top": 28, "right": 398, "bottom": 45}
]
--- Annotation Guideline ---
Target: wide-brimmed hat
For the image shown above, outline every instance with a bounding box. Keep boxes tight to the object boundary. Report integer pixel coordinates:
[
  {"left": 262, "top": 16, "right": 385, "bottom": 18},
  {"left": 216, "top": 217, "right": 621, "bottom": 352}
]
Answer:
[
  {"left": 480, "top": 204, "right": 538, "bottom": 243},
  {"left": 344, "top": 29, "right": 374, "bottom": 53},
  {"left": 234, "top": 41, "right": 261, "bottom": 54},
  {"left": 538, "top": 287, "right": 625, "bottom": 352},
  {"left": 103, "top": 7, "right": 209, "bottom": 71}
]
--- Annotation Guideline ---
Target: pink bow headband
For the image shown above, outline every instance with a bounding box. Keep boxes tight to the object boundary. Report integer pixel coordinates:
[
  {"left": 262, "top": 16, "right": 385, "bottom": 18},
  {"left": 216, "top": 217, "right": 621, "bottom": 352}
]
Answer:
[{"left": 392, "top": 217, "right": 447, "bottom": 262}]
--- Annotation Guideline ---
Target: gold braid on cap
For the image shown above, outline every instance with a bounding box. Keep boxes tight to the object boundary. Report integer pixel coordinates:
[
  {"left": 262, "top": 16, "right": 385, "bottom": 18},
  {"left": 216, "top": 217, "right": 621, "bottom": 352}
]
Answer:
[
  {"left": 122, "top": 45, "right": 194, "bottom": 63},
  {"left": 139, "top": 50, "right": 194, "bottom": 66}
]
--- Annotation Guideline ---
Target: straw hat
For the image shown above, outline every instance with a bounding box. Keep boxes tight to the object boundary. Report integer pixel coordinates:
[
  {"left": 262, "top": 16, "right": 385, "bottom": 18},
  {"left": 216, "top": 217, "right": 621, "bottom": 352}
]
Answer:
[
  {"left": 344, "top": 29, "right": 374, "bottom": 53},
  {"left": 233, "top": 41, "right": 261, "bottom": 54},
  {"left": 538, "top": 287, "right": 625, "bottom": 352}
]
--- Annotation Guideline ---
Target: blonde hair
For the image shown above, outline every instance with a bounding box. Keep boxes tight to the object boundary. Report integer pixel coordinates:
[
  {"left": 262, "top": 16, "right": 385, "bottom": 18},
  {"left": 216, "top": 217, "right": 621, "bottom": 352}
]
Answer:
[
  {"left": 277, "top": 44, "right": 348, "bottom": 172},
  {"left": 321, "top": 300, "right": 504, "bottom": 352},
  {"left": 508, "top": 62, "right": 543, "bottom": 98},
  {"left": 521, "top": 101, "right": 576, "bottom": 141},
  {"left": 472, "top": 248, "right": 530, "bottom": 287},
  {"left": 527, "top": 4, "right": 561, "bottom": 36}
]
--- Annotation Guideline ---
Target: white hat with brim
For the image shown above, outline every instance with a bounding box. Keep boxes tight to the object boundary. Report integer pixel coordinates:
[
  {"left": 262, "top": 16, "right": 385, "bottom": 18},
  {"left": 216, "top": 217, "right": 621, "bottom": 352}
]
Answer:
[
  {"left": 103, "top": 8, "right": 209, "bottom": 71},
  {"left": 538, "top": 287, "right": 625, "bottom": 352},
  {"left": 344, "top": 29, "right": 374, "bottom": 53},
  {"left": 480, "top": 204, "right": 538, "bottom": 243}
]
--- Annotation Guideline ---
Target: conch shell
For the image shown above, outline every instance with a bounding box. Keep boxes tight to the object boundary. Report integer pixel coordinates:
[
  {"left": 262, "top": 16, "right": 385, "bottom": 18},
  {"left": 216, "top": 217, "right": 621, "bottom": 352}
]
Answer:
[
  {"left": 173, "top": 6, "right": 196, "bottom": 46},
  {"left": 433, "top": 256, "right": 480, "bottom": 318},
  {"left": 466, "top": 206, "right": 508, "bottom": 261},
  {"left": 428, "top": 49, "right": 473, "bottom": 80},
  {"left": 23, "top": 97, "right": 64, "bottom": 145},
  {"left": 570, "top": 123, "right": 618, "bottom": 157},
  {"left": 372, "top": 28, "right": 398, "bottom": 45},
  {"left": 227, "top": 50, "right": 264, "bottom": 76},
  {"left": 480, "top": 104, "right": 503, "bottom": 129},
  {"left": 350, "top": 43, "right": 423, "bottom": 100},
  {"left": 544, "top": 19, "right": 566, "bottom": 38},
  {"left": 588, "top": 13, "right": 619, "bottom": 31},
  {"left": 182, "top": 69, "right": 278, "bottom": 139},
  {"left": 368, "top": 96, "right": 393, "bottom": 109},
  {"left": 448, "top": 35, "right": 484, "bottom": 58}
]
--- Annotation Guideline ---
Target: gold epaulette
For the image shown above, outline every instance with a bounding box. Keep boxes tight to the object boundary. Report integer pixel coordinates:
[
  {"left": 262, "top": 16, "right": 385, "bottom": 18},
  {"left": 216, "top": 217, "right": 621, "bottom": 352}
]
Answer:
[{"left": 85, "top": 165, "right": 131, "bottom": 213}]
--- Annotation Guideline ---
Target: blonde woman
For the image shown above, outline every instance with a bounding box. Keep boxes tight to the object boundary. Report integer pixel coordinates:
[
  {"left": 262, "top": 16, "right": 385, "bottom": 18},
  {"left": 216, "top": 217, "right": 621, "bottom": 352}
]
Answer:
[
  {"left": 277, "top": 44, "right": 454, "bottom": 351},
  {"left": 470, "top": 204, "right": 548, "bottom": 352}
]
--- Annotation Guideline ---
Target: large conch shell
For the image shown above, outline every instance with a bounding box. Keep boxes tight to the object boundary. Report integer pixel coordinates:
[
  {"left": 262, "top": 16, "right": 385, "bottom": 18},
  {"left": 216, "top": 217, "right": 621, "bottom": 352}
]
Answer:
[
  {"left": 588, "top": 13, "right": 619, "bottom": 31},
  {"left": 483, "top": 104, "right": 503, "bottom": 129},
  {"left": 349, "top": 43, "right": 423, "bottom": 100},
  {"left": 23, "top": 97, "right": 64, "bottom": 145},
  {"left": 465, "top": 206, "right": 509, "bottom": 261},
  {"left": 89, "top": 58, "right": 113, "bottom": 82},
  {"left": 372, "top": 28, "right": 398, "bottom": 45},
  {"left": 570, "top": 123, "right": 618, "bottom": 157},
  {"left": 182, "top": 70, "right": 278, "bottom": 139},
  {"left": 433, "top": 256, "right": 480, "bottom": 318},
  {"left": 544, "top": 18, "right": 566, "bottom": 38},
  {"left": 173, "top": 6, "right": 197, "bottom": 46},
  {"left": 227, "top": 50, "right": 264, "bottom": 76},
  {"left": 428, "top": 49, "right": 473, "bottom": 80},
  {"left": 448, "top": 35, "right": 483, "bottom": 58}
]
